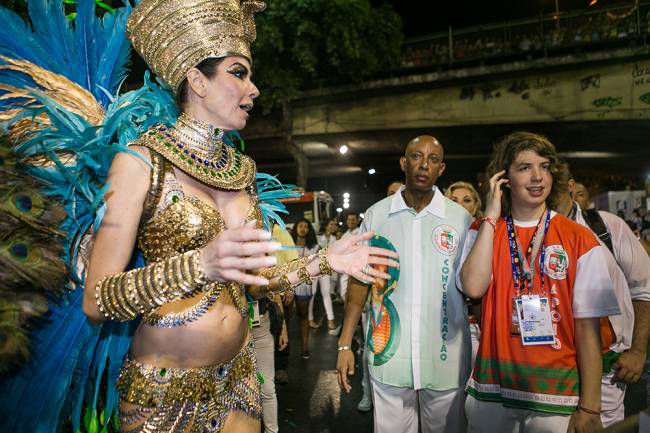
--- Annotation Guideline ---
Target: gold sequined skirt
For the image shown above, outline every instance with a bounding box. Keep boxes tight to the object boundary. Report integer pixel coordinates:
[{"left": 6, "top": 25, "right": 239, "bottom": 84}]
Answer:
[{"left": 117, "top": 335, "right": 261, "bottom": 433}]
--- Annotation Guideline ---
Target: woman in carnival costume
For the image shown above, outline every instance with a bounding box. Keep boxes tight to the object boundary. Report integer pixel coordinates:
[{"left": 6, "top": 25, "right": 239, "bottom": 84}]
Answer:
[{"left": 0, "top": 1, "right": 398, "bottom": 432}]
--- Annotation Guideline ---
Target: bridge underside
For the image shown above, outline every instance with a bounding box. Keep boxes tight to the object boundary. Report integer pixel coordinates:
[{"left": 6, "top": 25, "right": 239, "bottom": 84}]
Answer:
[
  {"left": 248, "top": 119, "right": 649, "bottom": 189},
  {"left": 245, "top": 52, "right": 650, "bottom": 209}
]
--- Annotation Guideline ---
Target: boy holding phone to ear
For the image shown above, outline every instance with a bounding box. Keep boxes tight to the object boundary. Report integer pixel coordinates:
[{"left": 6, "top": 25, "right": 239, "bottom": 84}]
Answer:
[{"left": 458, "top": 132, "right": 620, "bottom": 433}]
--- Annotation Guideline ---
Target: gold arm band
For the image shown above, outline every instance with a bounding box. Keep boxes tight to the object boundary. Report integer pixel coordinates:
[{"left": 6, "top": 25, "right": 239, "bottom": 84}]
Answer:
[
  {"left": 297, "top": 266, "right": 311, "bottom": 285},
  {"left": 258, "top": 254, "right": 311, "bottom": 280},
  {"left": 258, "top": 246, "right": 333, "bottom": 297},
  {"left": 94, "top": 250, "right": 208, "bottom": 321},
  {"left": 318, "top": 247, "right": 332, "bottom": 275},
  {"left": 277, "top": 274, "right": 292, "bottom": 292}
]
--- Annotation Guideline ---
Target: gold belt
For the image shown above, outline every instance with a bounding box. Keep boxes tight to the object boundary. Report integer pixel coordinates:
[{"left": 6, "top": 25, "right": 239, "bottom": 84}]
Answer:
[{"left": 118, "top": 336, "right": 257, "bottom": 408}]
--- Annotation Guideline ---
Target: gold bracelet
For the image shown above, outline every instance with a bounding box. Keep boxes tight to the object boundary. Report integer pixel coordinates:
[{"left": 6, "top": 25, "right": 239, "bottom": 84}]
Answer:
[
  {"left": 163, "top": 258, "right": 175, "bottom": 288},
  {"left": 180, "top": 252, "right": 193, "bottom": 291},
  {"left": 318, "top": 247, "right": 333, "bottom": 275},
  {"left": 277, "top": 274, "right": 292, "bottom": 292},
  {"left": 109, "top": 275, "right": 122, "bottom": 320},
  {"left": 190, "top": 250, "right": 207, "bottom": 285},
  {"left": 125, "top": 273, "right": 140, "bottom": 314},
  {"left": 143, "top": 265, "right": 156, "bottom": 303},
  {"left": 94, "top": 275, "right": 110, "bottom": 318},
  {"left": 95, "top": 250, "right": 209, "bottom": 321},
  {"left": 114, "top": 273, "right": 134, "bottom": 318},
  {"left": 297, "top": 266, "right": 311, "bottom": 285}
]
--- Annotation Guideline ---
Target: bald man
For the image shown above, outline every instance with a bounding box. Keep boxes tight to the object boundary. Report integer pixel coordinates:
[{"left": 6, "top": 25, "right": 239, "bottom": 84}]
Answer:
[{"left": 337, "top": 136, "right": 472, "bottom": 433}]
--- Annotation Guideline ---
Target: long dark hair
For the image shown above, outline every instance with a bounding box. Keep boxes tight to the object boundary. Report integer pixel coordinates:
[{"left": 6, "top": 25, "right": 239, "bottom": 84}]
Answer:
[
  {"left": 291, "top": 218, "right": 318, "bottom": 249},
  {"left": 319, "top": 217, "right": 337, "bottom": 235}
]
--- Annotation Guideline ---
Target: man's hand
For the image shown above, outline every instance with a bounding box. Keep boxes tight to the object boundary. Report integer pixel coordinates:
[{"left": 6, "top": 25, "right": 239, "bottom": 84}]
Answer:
[
  {"left": 612, "top": 349, "right": 646, "bottom": 383},
  {"left": 278, "top": 322, "right": 288, "bottom": 351},
  {"left": 567, "top": 409, "right": 602, "bottom": 433},
  {"left": 336, "top": 349, "right": 355, "bottom": 393}
]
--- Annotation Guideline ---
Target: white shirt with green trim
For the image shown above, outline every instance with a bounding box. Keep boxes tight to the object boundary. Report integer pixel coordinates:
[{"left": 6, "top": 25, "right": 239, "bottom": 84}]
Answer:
[{"left": 361, "top": 186, "right": 473, "bottom": 391}]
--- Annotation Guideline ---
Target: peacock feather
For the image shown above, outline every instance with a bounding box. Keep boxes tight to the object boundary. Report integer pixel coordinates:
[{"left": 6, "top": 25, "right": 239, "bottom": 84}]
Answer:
[
  {"left": 0, "top": 1, "right": 297, "bottom": 432},
  {"left": 0, "top": 135, "right": 67, "bottom": 375},
  {"left": 0, "top": 2, "right": 151, "bottom": 432}
]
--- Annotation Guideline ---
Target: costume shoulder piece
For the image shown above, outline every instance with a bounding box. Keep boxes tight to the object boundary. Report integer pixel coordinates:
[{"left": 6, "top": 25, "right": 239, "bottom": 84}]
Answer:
[{"left": 132, "top": 123, "right": 257, "bottom": 191}]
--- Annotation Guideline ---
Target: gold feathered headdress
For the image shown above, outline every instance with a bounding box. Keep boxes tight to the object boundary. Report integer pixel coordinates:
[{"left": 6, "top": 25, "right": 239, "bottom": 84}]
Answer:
[{"left": 126, "top": 0, "right": 265, "bottom": 92}]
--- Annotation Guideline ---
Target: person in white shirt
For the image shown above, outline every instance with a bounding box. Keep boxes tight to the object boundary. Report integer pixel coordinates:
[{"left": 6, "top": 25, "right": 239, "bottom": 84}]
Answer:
[
  {"left": 338, "top": 136, "right": 472, "bottom": 433},
  {"left": 290, "top": 218, "right": 321, "bottom": 360},
  {"left": 556, "top": 172, "right": 650, "bottom": 426}
]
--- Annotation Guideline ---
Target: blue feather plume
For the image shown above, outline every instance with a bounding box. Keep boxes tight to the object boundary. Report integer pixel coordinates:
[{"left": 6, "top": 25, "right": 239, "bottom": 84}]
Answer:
[
  {"left": 255, "top": 172, "right": 300, "bottom": 230},
  {"left": 0, "top": 72, "right": 177, "bottom": 432},
  {"left": 0, "top": 288, "right": 98, "bottom": 432},
  {"left": 0, "top": 2, "right": 296, "bottom": 432},
  {"left": 0, "top": 0, "right": 135, "bottom": 109}
]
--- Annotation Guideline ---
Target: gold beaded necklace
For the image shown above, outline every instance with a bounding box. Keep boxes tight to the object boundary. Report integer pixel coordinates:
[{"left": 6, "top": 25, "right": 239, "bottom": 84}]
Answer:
[{"left": 133, "top": 113, "right": 256, "bottom": 190}]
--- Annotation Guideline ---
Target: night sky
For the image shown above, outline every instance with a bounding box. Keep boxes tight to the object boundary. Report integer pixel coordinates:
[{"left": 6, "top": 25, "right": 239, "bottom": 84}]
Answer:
[{"left": 381, "top": 0, "right": 631, "bottom": 38}]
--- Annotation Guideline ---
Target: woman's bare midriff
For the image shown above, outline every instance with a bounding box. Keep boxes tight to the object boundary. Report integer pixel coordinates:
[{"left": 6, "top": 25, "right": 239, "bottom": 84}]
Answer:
[{"left": 130, "top": 291, "right": 248, "bottom": 367}]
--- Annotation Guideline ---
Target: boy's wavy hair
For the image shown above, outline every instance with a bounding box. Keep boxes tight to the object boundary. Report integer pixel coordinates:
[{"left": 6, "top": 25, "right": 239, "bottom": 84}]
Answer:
[{"left": 486, "top": 131, "right": 569, "bottom": 216}]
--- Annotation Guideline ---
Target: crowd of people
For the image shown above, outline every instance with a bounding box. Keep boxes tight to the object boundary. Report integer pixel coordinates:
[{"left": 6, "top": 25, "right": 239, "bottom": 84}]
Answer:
[
  {"left": 255, "top": 132, "right": 649, "bottom": 433},
  {"left": 401, "top": 5, "right": 643, "bottom": 69},
  {"left": 0, "top": 1, "right": 648, "bottom": 433}
]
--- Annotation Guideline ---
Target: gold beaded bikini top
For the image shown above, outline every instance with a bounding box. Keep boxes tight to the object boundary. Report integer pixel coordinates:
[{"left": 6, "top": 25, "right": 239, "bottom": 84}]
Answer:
[
  {"left": 134, "top": 151, "right": 262, "bottom": 327},
  {"left": 137, "top": 155, "right": 262, "bottom": 262}
]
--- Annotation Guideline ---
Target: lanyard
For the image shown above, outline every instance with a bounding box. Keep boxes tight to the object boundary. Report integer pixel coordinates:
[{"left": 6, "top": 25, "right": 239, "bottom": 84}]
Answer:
[{"left": 506, "top": 209, "right": 551, "bottom": 296}]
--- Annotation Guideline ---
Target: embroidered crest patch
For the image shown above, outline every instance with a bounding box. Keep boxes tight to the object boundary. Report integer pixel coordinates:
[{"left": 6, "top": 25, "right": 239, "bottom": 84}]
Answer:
[
  {"left": 544, "top": 245, "right": 569, "bottom": 280},
  {"left": 432, "top": 225, "right": 459, "bottom": 255}
]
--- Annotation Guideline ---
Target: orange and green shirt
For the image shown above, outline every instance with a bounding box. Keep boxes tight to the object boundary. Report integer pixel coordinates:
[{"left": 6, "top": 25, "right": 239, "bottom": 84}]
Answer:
[{"left": 457, "top": 213, "right": 620, "bottom": 414}]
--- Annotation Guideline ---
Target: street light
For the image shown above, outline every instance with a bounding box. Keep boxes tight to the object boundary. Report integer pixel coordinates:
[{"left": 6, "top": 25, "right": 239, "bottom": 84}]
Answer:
[
  {"left": 343, "top": 192, "right": 350, "bottom": 199},
  {"left": 336, "top": 207, "right": 343, "bottom": 213},
  {"left": 339, "top": 145, "right": 348, "bottom": 155},
  {"left": 368, "top": 168, "right": 376, "bottom": 175},
  {"left": 343, "top": 203, "right": 350, "bottom": 209}
]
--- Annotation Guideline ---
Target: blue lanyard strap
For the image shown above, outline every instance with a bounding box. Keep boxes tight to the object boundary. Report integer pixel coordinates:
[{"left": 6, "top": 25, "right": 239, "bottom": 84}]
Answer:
[{"left": 506, "top": 210, "right": 551, "bottom": 296}]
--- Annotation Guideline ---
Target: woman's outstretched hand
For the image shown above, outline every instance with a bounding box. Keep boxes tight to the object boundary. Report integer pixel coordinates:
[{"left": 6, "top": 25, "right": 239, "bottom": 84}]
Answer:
[
  {"left": 327, "top": 231, "right": 399, "bottom": 284},
  {"left": 200, "top": 220, "right": 279, "bottom": 286}
]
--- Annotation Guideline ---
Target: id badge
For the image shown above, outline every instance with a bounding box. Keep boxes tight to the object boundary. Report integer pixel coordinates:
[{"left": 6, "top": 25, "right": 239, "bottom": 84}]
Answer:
[
  {"left": 515, "top": 296, "right": 555, "bottom": 345},
  {"left": 251, "top": 300, "right": 261, "bottom": 328}
]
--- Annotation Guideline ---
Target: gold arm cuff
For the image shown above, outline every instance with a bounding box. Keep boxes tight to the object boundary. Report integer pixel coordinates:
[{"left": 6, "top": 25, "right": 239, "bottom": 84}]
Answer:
[
  {"left": 297, "top": 266, "right": 311, "bottom": 285},
  {"left": 94, "top": 250, "right": 208, "bottom": 321},
  {"left": 318, "top": 247, "right": 332, "bottom": 275}
]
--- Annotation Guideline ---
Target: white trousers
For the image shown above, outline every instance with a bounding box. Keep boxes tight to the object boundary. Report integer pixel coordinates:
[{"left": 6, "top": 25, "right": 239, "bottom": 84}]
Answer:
[
  {"left": 371, "top": 377, "right": 466, "bottom": 433},
  {"left": 469, "top": 322, "right": 481, "bottom": 368},
  {"left": 338, "top": 273, "right": 349, "bottom": 302},
  {"left": 360, "top": 311, "right": 370, "bottom": 399},
  {"left": 251, "top": 313, "right": 278, "bottom": 433},
  {"left": 465, "top": 395, "right": 570, "bottom": 433},
  {"left": 308, "top": 274, "right": 334, "bottom": 321},
  {"left": 600, "top": 370, "right": 626, "bottom": 427}
]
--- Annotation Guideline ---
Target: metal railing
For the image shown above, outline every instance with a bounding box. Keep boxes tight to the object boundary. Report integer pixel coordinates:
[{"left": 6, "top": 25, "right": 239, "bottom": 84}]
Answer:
[{"left": 400, "top": 2, "right": 649, "bottom": 70}]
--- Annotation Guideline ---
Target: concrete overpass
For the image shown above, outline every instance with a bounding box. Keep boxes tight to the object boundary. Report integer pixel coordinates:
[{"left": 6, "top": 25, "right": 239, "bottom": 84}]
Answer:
[{"left": 244, "top": 47, "right": 650, "bottom": 211}]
